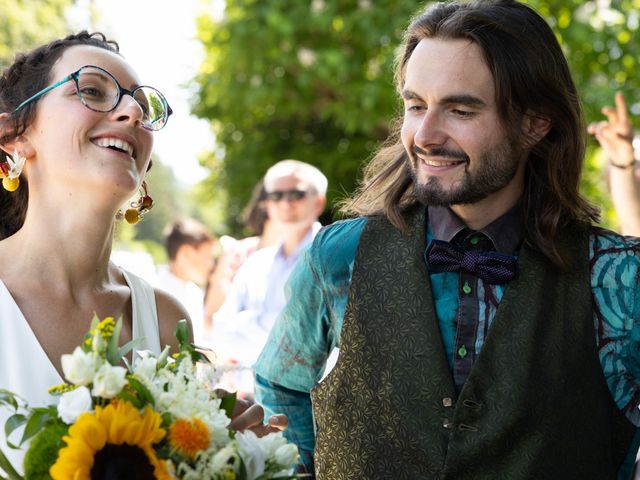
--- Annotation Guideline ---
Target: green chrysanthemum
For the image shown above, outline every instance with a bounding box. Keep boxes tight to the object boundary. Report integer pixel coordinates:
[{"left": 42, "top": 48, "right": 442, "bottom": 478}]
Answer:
[{"left": 23, "top": 421, "right": 68, "bottom": 480}]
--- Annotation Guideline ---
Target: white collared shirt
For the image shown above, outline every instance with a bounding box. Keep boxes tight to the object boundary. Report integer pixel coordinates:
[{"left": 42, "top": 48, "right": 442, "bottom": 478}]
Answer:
[{"left": 212, "top": 222, "right": 321, "bottom": 366}]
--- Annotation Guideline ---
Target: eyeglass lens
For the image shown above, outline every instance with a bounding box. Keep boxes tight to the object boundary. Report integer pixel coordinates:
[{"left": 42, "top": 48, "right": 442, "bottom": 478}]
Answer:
[
  {"left": 266, "top": 190, "right": 308, "bottom": 201},
  {"left": 76, "top": 67, "right": 168, "bottom": 130}
]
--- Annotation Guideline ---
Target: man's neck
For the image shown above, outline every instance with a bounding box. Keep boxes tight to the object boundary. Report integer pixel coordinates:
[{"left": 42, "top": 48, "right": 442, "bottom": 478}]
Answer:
[
  {"left": 168, "top": 262, "right": 190, "bottom": 283},
  {"left": 281, "top": 222, "right": 315, "bottom": 258}
]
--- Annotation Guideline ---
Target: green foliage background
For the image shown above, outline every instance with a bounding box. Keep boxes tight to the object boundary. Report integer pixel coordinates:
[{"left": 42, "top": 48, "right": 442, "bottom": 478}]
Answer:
[
  {"left": 0, "top": 0, "right": 73, "bottom": 69},
  {"left": 0, "top": 0, "right": 212, "bottom": 258},
  {"left": 2, "top": 0, "right": 639, "bottom": 245},
  {"left": 193, "top": 0, "right": 640, "bottom": 234}
]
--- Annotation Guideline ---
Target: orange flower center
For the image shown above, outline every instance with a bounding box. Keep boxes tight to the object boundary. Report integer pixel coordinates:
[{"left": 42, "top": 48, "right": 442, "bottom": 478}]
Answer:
[{"left": 169, "top": 418, "right": 210, "bottom": 458}]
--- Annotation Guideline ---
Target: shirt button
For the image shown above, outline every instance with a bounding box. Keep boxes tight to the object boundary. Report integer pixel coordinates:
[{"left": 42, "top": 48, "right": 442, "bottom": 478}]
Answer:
[
  {"left": 470, "top": 236, "right": 481, "bottom": 245},
  {"left": 442, "top": 397, "right": 453, "bottom": 407},
  {"left": 462, "top": 281, "right": 472, "bottom": 294},
  {"left": 442, "top": 419, "right": 454, "bottom": 429},
  {"left": 458, "top": 345, "right": 468, "bottom": 358}
]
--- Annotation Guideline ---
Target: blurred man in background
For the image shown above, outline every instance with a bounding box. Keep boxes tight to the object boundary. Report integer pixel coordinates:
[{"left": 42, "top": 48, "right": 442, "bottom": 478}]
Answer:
[
  {"left": 155, "top": 218, "right": 215, "bottom": 344},
  {"left": 212, "top": 160, "right": 327, "bottom": 398}
]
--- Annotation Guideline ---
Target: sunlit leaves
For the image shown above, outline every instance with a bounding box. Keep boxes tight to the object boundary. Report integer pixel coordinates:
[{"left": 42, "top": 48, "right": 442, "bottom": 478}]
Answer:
[
  {"left": 0, "top": 0, "right": 73, "bottom": 68},
  {"left": 195, "top": 0, "right": 638, "bottom": 232}
]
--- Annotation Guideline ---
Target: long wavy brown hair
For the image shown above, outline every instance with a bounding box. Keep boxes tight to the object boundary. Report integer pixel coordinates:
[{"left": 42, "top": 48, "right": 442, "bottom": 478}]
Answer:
[{"left": 341, "top": 0, "right": 599, "bottom": 270}]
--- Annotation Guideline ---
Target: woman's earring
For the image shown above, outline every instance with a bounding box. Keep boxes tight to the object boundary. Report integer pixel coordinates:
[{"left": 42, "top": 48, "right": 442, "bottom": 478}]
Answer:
[
  {"left": 1, "top": 149, "right": 26, "bottom": 192},
  {"left": 123, "top": 181, "right": 154, "bottom": 225}
]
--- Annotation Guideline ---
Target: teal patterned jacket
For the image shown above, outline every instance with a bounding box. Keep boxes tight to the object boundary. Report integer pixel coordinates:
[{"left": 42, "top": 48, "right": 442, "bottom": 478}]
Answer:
[{"left": 254, "top": 216, "right": 640, "bottom": 476}]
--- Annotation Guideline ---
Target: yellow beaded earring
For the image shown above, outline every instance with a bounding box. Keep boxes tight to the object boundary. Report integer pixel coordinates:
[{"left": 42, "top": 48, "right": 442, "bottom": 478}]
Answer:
[
  {"left": 123, "top": 181, "right": 154, "bottom": 225},
  {"left": 0, "top": 149, "right": 26, "bottom": 192}
]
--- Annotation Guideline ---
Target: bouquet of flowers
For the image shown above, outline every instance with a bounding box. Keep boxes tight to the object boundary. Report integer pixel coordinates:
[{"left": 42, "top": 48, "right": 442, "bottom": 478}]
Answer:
[{"left": 0, "top": 316, "right": 300, "bottom": 480}]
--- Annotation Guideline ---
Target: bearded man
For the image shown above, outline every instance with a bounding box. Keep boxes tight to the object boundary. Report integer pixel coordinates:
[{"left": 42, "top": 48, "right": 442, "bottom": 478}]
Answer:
[{"left": 254, "top": 1, "right": 640, "bottom": 478}]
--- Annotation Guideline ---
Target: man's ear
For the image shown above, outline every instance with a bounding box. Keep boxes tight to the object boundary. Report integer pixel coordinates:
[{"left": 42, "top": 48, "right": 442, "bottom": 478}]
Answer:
[
  {"left": 0, "top": 112, "right": 34, "bottom": 158},
  {"left": 521, "top": 111, "right": 551, "bottom": 149},
  {"left": 315, "top": 195, "right": 327, "bottom": 217}
]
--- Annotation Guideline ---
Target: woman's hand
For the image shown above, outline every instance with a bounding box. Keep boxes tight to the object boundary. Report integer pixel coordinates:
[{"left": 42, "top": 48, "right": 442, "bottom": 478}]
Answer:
[
  {"left": 588, "top": 91, "right": 635, "bottom": 168},
  {"left": 217, "top": 389, "right": 288, "bottom": 437}
]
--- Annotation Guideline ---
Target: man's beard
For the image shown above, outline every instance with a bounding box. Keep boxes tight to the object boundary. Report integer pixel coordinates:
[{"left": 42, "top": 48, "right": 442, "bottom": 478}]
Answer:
[{"left": 409, "top": 140, "right": 522, "bottom": 206}]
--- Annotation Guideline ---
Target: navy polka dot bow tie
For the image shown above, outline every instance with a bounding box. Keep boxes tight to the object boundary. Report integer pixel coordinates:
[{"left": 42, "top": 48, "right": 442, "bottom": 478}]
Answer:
[{"left": 425, "top": 239, "right": 518, "bottom": 284}]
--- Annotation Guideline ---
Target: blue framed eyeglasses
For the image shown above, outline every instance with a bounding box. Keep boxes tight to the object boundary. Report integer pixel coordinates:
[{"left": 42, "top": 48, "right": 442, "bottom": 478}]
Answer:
[{"left": 14, "top": 65, "right": 172, "bottom": 131}]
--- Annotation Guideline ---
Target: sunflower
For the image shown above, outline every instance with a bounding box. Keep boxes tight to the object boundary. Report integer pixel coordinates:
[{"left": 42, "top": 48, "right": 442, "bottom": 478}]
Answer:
[
  {"left": 169, "top": 417, "right": 210, "bottom": 459},
  {"left": 50, "top": 400, "right": 171, "bottom": 480}
]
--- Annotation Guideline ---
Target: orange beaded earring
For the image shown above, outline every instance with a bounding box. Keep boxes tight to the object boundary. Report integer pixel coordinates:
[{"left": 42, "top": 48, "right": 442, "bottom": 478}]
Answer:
[
  {"left": 0, "top": 149, "right": 26, "bottom": 192},
  {"left": 123, "top": 181, "right": 154, "bottom": 224}
]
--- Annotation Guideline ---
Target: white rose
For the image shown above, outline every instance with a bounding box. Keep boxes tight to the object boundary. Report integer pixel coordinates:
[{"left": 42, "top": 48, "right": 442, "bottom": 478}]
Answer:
[
  {"left": 236, "top": 430, "right": 266, "bottom": 480},
  {"left": 92, "top": 364, "right": 127, "bottom": 399},
  {"left": 274, "top": 443, "right": 299, "bottom": 467},
  {"left": 57, "top": 386, "right": 93, "bottom": 424},
  {"left": 61, "top": 347, "right": 99, "bottom": 386},
  {"left": 133, "top": 356, "right": 157, "bottom": 379}
]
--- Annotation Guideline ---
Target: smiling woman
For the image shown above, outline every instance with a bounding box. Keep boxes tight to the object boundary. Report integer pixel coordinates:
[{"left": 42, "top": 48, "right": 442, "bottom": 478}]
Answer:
[
  {"left": 0, "top": 31, "right": 286, "bottom": 476},
  {"left": 0, "top": 31, "right": 186, "bottom": 474}
]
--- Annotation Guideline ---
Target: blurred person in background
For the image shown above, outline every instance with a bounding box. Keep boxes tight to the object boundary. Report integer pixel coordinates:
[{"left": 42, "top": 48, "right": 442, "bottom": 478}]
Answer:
[
  {"left": 155, "top": 217, "right": 215, "bottom": 344},
  {"left": 589, "top": 91, "right": 640, "bottom": 236},
  {"left": 204, "top": 179, "right": 284, "bottom": 323},
  {"left": 212, "top": 160, "right": 327, "bottom": 398}
]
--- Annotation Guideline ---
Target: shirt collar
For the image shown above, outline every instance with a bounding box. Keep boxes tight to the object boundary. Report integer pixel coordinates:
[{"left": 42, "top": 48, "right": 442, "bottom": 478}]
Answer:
[
  {"left": 428, "top": 204, "right": 524, "bottom": 254},
  {"left": 275, "top": 221, "right": 322, "bottom": 260}
]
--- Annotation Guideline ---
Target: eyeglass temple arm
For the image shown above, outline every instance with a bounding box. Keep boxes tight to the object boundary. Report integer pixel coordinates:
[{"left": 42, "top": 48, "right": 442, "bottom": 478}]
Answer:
[{"left": 14, "top": 74, "right": 75, "bottom": 112}]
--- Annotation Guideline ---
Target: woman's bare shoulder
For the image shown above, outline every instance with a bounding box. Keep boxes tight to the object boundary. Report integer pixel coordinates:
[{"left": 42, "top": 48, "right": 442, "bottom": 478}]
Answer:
[{"left": 154, "top": 287, "right": 194, "bottom": 350}]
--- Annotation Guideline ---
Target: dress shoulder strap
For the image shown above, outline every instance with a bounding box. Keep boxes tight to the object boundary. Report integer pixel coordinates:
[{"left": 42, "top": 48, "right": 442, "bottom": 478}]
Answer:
[{"left": 121, "top": 269, "right": 161, "bottom": 355}]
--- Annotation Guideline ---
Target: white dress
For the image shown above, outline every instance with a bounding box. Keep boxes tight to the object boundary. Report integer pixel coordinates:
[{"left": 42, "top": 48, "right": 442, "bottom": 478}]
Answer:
[{"left": 0, "top": 269, "right": 161, "bottom": 474}]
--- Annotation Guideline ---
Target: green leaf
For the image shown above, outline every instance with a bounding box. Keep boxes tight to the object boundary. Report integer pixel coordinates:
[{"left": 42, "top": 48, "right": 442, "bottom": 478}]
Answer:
[
  {"left": 0, "top": 390, "right": 20, "bottom": 411},
  {"left": 127, "top": 376, "right": 155, "bottom": 407},
  {"left": 219, "top": 392, "right": 237, "bottom": 420},
  {"left": 0, "top": 446, "right": 22, "bottom": 480},
  {"left": 89, "top": 313, "right": 100, "bottom": 331},
  {"left": 175, "top": 319, "right": 189, "bottom": 347},
  {"left": 122, "top": 356, "right": 132, "bottom": 373},
  {"left": 117, "top": 391, "right": 143, "bottom": 410},
  {"left": 160, "top": 412, "right": 173, "bottom": 429},
  {"left": 118, "top": 338, "right": 145, "bottom": 360},
  {"left": 190, "top": 349, "right": 210, "bottom": 364},
  {"left": 238, "top": 455, "right": 248, "bottom": 480},
  {"left": 20, "top": 411, "right": 50, "bottom": 445},
  {"left": 4, "top": 414, "right": 26, "bottom": 443},
  {"left": 106, "top": 316, "right": 124, "bottom": 366},
  {"left": 156, "top": 345, "right": 171, "bottom": 369}
]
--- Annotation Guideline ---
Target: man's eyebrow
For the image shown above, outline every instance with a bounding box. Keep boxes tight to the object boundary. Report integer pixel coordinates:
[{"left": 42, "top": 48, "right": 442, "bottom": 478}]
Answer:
[
  {"left": 441, "top": 94, "right": 487, "bottom": 107},
  {"left": 401, "top": 90, "right": 487, "bottom": 108},
  {"left": 401, "top": 89, "right": 421, "bottom": 101}
]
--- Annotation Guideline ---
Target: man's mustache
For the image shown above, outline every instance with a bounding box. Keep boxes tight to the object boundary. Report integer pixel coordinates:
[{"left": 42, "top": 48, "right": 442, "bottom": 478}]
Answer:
[{"left": 412, "top": 146, "right": 469, "bottom": 163}]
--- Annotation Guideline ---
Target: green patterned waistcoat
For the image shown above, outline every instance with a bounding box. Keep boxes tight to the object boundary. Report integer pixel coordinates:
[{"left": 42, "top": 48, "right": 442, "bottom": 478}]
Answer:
[{"left": 310, "top": 207, "right": 634, "bottom": 479}]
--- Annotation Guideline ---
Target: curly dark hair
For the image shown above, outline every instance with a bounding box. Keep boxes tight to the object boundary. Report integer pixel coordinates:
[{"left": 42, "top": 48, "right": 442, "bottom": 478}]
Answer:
[{"left": 0, "top": 31, "right": 119, "bottom": 239}]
